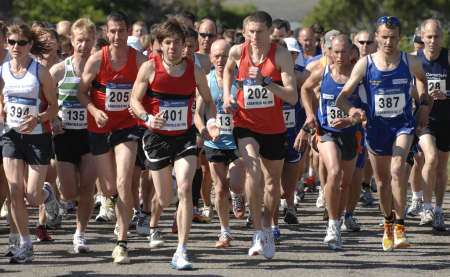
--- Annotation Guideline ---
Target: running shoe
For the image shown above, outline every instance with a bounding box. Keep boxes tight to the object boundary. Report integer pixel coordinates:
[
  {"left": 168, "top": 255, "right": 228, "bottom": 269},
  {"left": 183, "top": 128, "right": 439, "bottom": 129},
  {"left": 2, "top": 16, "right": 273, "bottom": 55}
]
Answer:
[
  {"left": 112, "top": 244, "right": 130, "bottom": 264},
  {"left": 9, "top": 244, "right": 33, "bottom": 264},
  {"left": 360, "top": 188, "right": 375, "bottom": 207},
  {"left": 382, "top": 223, "right": 394, "bottom": 251},
  {"left": 201, "top": 205, "right": 214, "bottom": 220},
  {"left": 148, "top": 229, "right": 165, "bottom": 248},
  {"left": 192, "top": 208, "right": 210, "bottom": 223},
  {"left": 215, "top": 231, "right": 232, "bottom": 248},
  {"left": 342, "top": 215, "right": 361, "bottom": 232},
  {"left": 43, "top": 183, "right": 62, "bottom": 226},
  {"left": 114, "top": 224, "right": 131, "bottom": 237},
  {"left": 73, "top": 233, "right": 89, "bottom": 253},
  {"left": 231, "top": 194, "right": 245, "bottom": 219},
  {"left": 246, "top": 214, "right": 253, "bottom": 228},
  {"left": 324, "top": 223, "right": 342, "bottom": 250},
  {"left": 263, "top": 229, "right": 276, "bottom": 259},
  {"left": 0, "top": 202, "right": 8, "bottom": 218},
  {"left": 272, "top": 226, "right": 281, "bottom": 245},
  {"left": 170, "top": 250, "right": 193, "bottom": 270},
  {"left": 130, "top": 209, "right": 140, "bottom": 228},
  {"left": 284, "top": 208, "right": 299, "bottom": 225},
  {"left": 316, "top": 188, "right": 325, "bottom": 208},
  {"left": 419, "top": 209, "right": 434, "bottom": 226},
  {"left": 95, "top": 197, "right": 115, "bottom": 222},
  {"left": 248, "top": 230, "right": 264, "bottom": 256},
  {"left": 393, "top": 224, "right": 410, "bottom": 249},
  {"left": 407, "top": 198, "right": 423, "bottom": 217},
  {"left": 432, "top": 211, "right": 446, "bottom": 232},
  {"left": 35, "top": 225, "right": 53, "bottom": 242},
  {"left": 136, "top": 213, "right": 150, "bottom": 236},
  {"left": 5, "top": 234, "right": 19, "bottom": 257}
]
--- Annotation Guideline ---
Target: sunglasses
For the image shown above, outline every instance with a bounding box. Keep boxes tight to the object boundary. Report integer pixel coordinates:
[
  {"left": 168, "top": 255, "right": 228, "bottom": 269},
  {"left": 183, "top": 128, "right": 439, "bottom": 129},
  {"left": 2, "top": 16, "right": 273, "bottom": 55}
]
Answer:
[
  {"left": 199, "top": 32, "right": 215, "bottom": 39},
  {"left": 358, "top": 40, "right": 374, "bottom": 45},
  {"left": 376, "top": 16, "right": 400, "bottom": 28},
  {"left": 7, "top": 39, "right": 29, "bottom": 46}
]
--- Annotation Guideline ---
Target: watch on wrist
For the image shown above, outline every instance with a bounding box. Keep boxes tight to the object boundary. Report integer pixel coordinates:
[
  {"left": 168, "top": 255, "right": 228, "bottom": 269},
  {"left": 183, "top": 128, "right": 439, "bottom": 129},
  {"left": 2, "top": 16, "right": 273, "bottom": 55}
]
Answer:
[
  {"left": 36, "top": 114, "right": 42, "bottom": 124},
  {"left": 262, "top": 76, "right": 273, "bottom": 87},
  {"left": 138, "top": 113, "right": 149, "bottom": 122}
]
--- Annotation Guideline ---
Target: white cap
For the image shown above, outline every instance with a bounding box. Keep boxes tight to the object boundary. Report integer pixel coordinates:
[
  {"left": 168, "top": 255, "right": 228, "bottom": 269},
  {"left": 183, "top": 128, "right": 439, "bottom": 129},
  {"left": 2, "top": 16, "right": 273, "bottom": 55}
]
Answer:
[
  {"left": 127, "top": 36, "right": 142, "bottom": 52},
  {"left": 283, "top": 37, "right": 301, "bottom": 53}
]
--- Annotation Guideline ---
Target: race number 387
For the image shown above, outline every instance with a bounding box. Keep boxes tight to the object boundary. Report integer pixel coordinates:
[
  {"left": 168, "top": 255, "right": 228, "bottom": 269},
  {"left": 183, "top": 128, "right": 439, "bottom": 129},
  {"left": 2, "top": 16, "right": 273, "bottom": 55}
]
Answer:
[
  {"left": 374, "top": 93, "right": 405, "bottom": 118},
  {"left": 243, "top": 80, "right": 274, "bottom": 109}
]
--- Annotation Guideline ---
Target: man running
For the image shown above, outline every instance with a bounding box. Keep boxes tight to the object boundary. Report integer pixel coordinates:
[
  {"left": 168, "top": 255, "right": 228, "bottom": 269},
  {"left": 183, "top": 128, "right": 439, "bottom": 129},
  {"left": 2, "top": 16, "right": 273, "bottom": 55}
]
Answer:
[{"left": 223, "top": 11, "right": 297, "bottom": 259}]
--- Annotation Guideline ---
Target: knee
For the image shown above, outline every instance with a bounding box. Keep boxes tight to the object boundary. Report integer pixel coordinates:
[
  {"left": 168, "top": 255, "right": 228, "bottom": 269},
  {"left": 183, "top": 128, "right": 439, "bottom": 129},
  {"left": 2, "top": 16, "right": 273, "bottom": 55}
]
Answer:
[
  {"left": 426, "top": 154, "right": 438, "bottom": 170},
  {"left": 215, "top": 181, "right": 229, "bottom": 199},
  {"left": 177, "top": 183, "right": 192, "bottom": 201},
  {"left": 327, "top": 166, "right": 341, "bottom": 182}
]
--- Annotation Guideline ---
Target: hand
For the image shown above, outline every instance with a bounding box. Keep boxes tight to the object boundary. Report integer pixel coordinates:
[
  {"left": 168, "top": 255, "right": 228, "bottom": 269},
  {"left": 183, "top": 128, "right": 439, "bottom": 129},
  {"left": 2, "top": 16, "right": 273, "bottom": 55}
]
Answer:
[
  {"left": 331, "top": 117, "right": 354, "bottom": 129},
  {"left": 147, "top": 111, "right": 166, "bottom": 129},
  {"left": 200, "top": 127, "right": 212, "bottom": 141},
  {"left": 348, "top": 107, "right": 367, "bottom": 127},
  {"left": 429, "top": 89, "right": 446, "bottom": 101},
  {"left": 223, "top": 95, "right": 236, "bottom": 114},
  {"left": 128, "top": 106, "right": 137, "bottom": 118},
  {"left": 304, "top": 113, "right": 318, "bottom": 130},
  {"left": 18, "top": 115, "right": 38, "bottom": 133},
  {"left": 92, "top": 108, "right": 108, "bottom": 128},
  {"left": 248, "top": 66, "right": 263, "bottom": 85},
  {"left": 293, "top": 129, "right": 309, "bottom": 152},
  {"left": 206, "top": 118, "right": 220, "bottom": 141},
  {"left": 51, "top": 117, "right": 65, "bottom": 135}
]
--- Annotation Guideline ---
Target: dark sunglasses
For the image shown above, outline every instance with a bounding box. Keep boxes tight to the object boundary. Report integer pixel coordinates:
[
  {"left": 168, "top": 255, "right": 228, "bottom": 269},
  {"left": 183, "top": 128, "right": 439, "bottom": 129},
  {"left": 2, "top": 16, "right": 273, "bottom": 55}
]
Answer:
[
  {"left": 7, "top": 39, "right": 29, "bottom": 46},
  {"left": 358, "top": 40, "right": 374, "bottom": 45},
  {"left": 376, "top": 16, "right": 400, "bottom": 28},
  {"left": 199, "top": 32, "right": 215, "bottom": 39}
]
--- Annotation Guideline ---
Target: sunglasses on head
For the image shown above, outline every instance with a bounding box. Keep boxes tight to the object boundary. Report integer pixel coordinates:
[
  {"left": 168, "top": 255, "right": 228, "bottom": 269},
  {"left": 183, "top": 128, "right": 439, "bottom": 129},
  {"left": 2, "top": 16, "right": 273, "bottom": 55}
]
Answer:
[
  {"left": 7, "top": 39, "right": 29, "bottom": 46},
  {"left": 376, "top": 16, "right": 400, "bottom": 28},
  {"left": 358, "top": 40, "right": 374, "bottom": 45},
  {"left": 199, "top": 32, "right": 215, "bottom": 39}
]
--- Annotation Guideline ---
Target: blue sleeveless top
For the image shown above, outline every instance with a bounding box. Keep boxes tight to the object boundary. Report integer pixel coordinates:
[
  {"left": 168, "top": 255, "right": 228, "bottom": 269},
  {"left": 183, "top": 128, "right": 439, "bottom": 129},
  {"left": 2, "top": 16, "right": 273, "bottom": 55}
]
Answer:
[
  {"left": 204, "top": 68, "right": 238, "bottom": 150},
  {"left": 318, "top": 65, "right": 360, "bottom": 133}
]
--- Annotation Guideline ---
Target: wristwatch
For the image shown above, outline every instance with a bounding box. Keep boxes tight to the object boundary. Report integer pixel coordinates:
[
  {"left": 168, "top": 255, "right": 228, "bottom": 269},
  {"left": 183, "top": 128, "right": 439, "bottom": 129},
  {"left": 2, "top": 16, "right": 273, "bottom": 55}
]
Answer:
[
  {"left": 262, "top": 76, "right": 273, "bottom": 87},
  {"left": 138, "top": 113, "right": 149, "bottom": 122},
  {"left": 36, "top": 114, "right": 42, "bottom": 124}
]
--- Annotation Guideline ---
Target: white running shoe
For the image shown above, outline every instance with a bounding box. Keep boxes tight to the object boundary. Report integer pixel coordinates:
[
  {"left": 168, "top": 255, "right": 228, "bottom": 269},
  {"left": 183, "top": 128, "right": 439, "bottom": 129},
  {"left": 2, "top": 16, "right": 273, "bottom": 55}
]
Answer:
[
  {"left": 263, "top": 229, "right": 275, "bottom": 259},
  {"left": 316, "top": 188, "right": 325, "bottom": 208},
  {"left": 324, "top": 223, "right": 342, "bottom": 250},
  {"left": 73, "top": 233, "right": 89, "bottom": 253},
  {"left": 170, "top": 250, "right": 193, "bottom": 270},
  {"left": 248, "top": 230, "right": 264, "bottom": 256},
  {"left": 136, "top": 213, "right": 150, "bottom": 236},
  {"left": 148, "top": 229, "right": 165, "bottom": 248}
]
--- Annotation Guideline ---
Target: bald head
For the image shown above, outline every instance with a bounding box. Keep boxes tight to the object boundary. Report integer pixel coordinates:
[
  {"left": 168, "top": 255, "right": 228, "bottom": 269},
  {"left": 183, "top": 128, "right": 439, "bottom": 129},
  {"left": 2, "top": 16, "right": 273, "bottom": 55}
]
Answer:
[
  {"left": 330, "top": 34, "right": 352, "bottom": 66},
  {"left": 198, "top": 18, "right": 217, "bottom": 54},
  {"left": 57, "top": 20, "right": 71, "bottom": 37},
  {"left": 210, "top": 39, "right": 230, "bottom": 72},
  {"left": 298, "top": 27, "right": 316, "bottom": 55},
  {"left": 420, "top": 18, "right": 443, "bottom": 53},
  {"left": 421, "top": 18, "right": 442, "bottom": 35}
]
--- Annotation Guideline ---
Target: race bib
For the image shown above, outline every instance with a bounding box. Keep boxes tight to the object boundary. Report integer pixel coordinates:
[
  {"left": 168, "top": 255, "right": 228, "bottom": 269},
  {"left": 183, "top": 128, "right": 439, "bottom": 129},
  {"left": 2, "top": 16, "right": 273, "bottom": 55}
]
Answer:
[
  {"left": 283, "top": 108, "right": 296, "bottom": 128},
  {"left": 216, "top": 112, "right": 233, "bottom": 135},
  {"left": 159, "top": 99, "right": 189, "bottom": 131},
  {"left": 326, "top": 105, "right": 347, "bottom": 125},
  {"left": 243, "top": 79, "right": 274, "bottom": 109},
  {"left": 374, "top": 93, "right": 405, "bottom": 118},
  {"left": 105, "top": 83, "right": 131, "bottom": 111},
  {"left": 6, "top": 96, "right": 38, "bottom": 128},
  {"left": 59, "top": 101, "right": 87, "bottom": 129},
  {"left": 428, "top": 79, "right": 447, "bottom": 96}
]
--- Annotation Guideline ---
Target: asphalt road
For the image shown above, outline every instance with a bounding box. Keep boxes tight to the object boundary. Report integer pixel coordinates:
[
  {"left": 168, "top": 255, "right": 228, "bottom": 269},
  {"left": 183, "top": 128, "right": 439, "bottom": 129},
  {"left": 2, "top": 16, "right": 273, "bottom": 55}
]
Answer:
[{"left": 1, "top": 191, "right": 450, "bottom": 277}]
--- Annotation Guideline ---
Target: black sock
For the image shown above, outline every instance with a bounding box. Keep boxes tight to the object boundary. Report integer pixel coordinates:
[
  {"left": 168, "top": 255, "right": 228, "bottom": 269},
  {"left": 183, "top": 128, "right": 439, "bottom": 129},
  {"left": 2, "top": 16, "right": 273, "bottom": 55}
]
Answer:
[
  {"left": 362, "top": 182, "right": 370, "bottom": 190},
  {"left": 192, "top": 168, "right": 203, "bottom": 208},
  {"left": 395, "top": 218, "right": 405, "bottom": 226},
  {"left": 117, "top": 240, "right": 127, "bottom": 248},
  {"left": 111, "top": 194, "right": 118, "bottom": 203},
  {"left": 384, "top": 213, "right": 394, "bottom": 224}
]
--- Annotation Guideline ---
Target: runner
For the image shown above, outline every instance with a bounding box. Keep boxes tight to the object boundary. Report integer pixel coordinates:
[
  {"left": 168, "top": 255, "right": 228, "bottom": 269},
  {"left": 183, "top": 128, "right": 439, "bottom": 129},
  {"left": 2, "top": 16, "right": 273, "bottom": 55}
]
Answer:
[
  {"left": 77, "top": 11, "right": 147, "bottom": 263},
  {"left": 414, "top": 18, "right": 450, "bottom": 231},
  {"left": 223, "top": 11, "right": 298, "bottom": 259},
  {"left": 302, "top": 34, "right": 360, "bottom": 250},
  {"left": 130, "top": 19, "right": 217, "bottom": 270},
  {"left": 0, "top": 23, "right": 59, "bottom": 263},
  {"left": 194, "top": 39, "right": 245, "bottom": 248},
  {"left": 49, "top": 18, "right": 97, "bottom": 253},
  {"left": 336, "top": 16, "right": 429, "bottom": 251}
]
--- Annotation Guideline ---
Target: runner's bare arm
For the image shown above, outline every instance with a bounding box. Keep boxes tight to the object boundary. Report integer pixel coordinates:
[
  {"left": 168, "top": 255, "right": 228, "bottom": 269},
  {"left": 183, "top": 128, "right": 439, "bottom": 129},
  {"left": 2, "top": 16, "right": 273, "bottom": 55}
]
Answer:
[
  {"left": 408, "top": 54, "right": 431, "bottom": 129},
  {"left": 195, "top": 64, "right": 216, "bottom": 120},
  {"left": 38, "top": 65, "right": 59, "bottom": 122},
  {"left": 49, "top": 61, "right": 65, "bottom": 86},
  {"left": 272, "top": 47, "right": 297, "bottom": 105},
  {"left": 130, "top": 60, "right": 153, "bottom": 118},
  {"left": 223, "top": 44, "right": 241, "bottom": 112},
  {"left": 301, "top": 65, "right": 324, "bottom": 127},
  {"left": 336, "top": 57, "right": 367, "bottom": 114},
  {"left": 78, "top": 50, "right": 102, "bottom": 115}
]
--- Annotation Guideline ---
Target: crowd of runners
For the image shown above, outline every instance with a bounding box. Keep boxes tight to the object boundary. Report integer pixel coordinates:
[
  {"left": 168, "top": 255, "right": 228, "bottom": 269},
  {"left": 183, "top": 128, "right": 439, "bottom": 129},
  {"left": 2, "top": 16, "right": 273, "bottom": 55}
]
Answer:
[{"left": 0, "top": 8, "right": 448, "bottom": 270}]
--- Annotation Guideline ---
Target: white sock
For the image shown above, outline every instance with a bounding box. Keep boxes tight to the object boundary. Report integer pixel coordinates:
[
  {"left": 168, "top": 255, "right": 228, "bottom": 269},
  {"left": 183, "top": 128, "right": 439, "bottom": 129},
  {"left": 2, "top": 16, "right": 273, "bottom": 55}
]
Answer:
[
  {"left": 308, "top": 167, "right": 314, "bottom": 177},
  {"left": 20, "top": 235, "right": 32, "bottom": 247},
  {"left": 220, "top": 226, "right": 230, "bottom": 234},
  {"left": 74, "top": 229, "right": 84, "bottom": 237},
  {"left": 329, "top": 219, "right": 339, "bottom": 227},
  {"left": 176, "top": 243, "right": 186, "bottom": 254},
  {"left": 412, "top": 191, "right": 423, "bottom": 200},
  {"left": 271, "top": 225, "right": 279, "bottom": 230},
  {"left": 423, "top": 202, "right": 433, "bottom": 211}
]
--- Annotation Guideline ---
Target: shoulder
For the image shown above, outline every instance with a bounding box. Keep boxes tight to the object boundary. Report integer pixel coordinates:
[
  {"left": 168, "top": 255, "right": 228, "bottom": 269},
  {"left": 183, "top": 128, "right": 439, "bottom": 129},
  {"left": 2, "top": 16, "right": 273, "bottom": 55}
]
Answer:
[
  {"left": 49, "top": 60, "right": 66, "bottom": 80},
  {"left": 229, "top": 43, "right": 244, "bottom": 61}
]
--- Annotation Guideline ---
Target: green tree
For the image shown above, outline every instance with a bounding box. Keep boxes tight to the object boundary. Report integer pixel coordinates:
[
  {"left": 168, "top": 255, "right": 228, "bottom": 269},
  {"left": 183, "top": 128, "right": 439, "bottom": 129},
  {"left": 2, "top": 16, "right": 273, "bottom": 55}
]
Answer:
[{"left": 303, "top": 0, "right": 450, "bottom": 46}]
